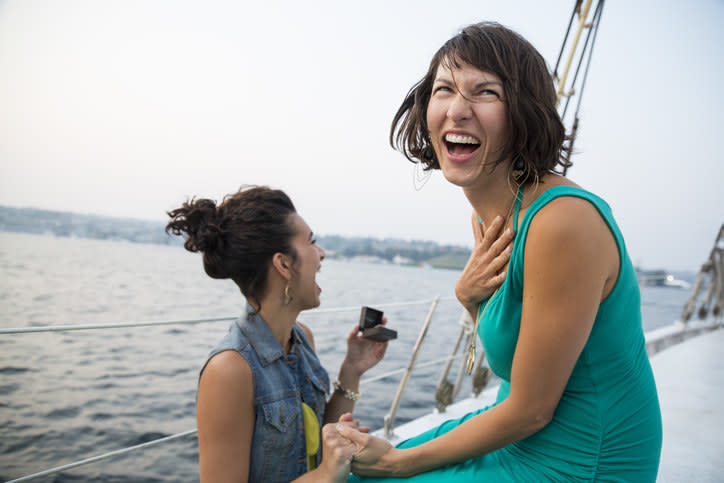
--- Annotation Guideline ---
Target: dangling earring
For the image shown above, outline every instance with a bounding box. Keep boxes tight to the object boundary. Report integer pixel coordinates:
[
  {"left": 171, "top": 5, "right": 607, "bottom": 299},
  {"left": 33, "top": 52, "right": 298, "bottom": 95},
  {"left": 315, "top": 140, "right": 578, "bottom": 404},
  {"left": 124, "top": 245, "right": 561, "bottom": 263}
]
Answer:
[
  {"left": 414, "top": 146, "right": 434, "bottom": 191},
  {"left": 413, "top": 161, "right": 432, "bottom": 191},
  {"left": 283, "top": 283, "right": 293, "bottom": 305},
  {"left": 511, "top": 156, "right": 526, "bottom": 181}
]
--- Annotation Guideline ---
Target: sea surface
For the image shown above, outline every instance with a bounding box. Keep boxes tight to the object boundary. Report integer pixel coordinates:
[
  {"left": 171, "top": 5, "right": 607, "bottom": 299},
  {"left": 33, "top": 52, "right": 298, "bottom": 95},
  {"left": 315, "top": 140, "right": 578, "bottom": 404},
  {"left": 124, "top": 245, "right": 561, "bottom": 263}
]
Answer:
[{"left": 0, "top": 232, "right": 692, "bottom": 482}]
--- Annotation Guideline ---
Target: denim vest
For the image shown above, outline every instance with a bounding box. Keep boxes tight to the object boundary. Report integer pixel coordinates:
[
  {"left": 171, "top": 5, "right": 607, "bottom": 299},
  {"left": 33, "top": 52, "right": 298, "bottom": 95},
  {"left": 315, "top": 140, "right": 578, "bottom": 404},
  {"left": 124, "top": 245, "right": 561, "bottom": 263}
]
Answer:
[{"left": 200, "top": 304, "right": 330, "bottom": 482}]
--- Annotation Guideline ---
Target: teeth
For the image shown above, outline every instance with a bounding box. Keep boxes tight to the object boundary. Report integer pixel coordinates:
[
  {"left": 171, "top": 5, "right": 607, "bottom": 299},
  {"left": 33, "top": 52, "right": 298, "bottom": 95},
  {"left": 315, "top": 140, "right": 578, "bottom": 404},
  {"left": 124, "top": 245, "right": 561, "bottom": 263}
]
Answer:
[{"left": 445, "top": 134, "right": 479, "bottom": 144}]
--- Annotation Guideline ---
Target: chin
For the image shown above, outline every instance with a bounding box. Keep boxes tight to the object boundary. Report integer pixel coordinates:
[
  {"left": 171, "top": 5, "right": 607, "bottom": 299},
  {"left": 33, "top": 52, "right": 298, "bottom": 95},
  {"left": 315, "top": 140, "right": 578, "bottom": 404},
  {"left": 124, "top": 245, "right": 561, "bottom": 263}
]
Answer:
[{"left": 441, "top": 171, "right": 468, "bottom": 188}]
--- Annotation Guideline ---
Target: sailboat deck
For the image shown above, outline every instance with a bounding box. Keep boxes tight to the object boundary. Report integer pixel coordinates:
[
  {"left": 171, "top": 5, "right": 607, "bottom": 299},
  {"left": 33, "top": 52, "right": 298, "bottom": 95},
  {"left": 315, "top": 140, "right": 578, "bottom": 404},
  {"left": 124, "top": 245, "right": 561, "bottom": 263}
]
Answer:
[{"left": 653, "top": 327, "right": 723, "bottom": 482}]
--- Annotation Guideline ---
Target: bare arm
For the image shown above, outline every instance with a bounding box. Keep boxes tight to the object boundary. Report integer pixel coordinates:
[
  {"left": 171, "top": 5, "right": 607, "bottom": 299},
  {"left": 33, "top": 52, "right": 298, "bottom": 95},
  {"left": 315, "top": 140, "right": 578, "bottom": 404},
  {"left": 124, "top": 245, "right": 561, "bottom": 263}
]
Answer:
[
  {"left": 345, "top": 198, "right": 619, "bottom": 477},
  {"left": 197, "top": 351, "right": 254, "bottom": 483}
]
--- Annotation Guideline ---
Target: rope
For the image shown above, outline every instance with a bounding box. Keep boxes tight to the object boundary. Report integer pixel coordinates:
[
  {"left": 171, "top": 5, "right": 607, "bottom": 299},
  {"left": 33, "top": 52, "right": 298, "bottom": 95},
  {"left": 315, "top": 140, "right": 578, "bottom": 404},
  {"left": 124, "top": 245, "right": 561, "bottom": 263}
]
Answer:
[
  {"left": 0, "top": 297, "right": 457, "bottom": 335},
  {"left": 573, "top": 0, "right": 604, "bottom": 119},
  {"left": 5, "top": 430, "right": 197, "bottom": 483},
  {"left": 553, "top": 0, "right": 580, "bottom": 78}
]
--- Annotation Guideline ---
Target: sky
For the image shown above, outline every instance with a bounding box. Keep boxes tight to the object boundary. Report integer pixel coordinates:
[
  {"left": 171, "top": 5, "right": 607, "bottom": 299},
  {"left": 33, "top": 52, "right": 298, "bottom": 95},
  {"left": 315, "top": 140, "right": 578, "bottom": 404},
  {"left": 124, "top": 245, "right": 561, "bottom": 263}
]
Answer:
[{"left": 1, "top": 0, "right": 722, "bottom": 271}]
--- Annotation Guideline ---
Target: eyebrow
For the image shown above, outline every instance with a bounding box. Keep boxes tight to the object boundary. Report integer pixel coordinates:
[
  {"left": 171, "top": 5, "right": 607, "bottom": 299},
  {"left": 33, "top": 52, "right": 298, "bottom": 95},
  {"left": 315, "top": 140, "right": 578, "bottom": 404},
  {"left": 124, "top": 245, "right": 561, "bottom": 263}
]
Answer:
[
  {"left": 308, "top": 231, "right": 315, "bottom": 241},
  {"left": 433, "top": 77, "right": 503, "bottom": 92}
]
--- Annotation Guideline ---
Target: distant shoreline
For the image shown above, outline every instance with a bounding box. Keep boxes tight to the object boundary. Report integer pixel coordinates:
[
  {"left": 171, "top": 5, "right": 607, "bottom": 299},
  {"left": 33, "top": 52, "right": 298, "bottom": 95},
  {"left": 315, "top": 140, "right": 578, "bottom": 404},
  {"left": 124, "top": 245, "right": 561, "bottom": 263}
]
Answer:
[{"left": 0, "top": 205, "right": 471, "bottom": 270}]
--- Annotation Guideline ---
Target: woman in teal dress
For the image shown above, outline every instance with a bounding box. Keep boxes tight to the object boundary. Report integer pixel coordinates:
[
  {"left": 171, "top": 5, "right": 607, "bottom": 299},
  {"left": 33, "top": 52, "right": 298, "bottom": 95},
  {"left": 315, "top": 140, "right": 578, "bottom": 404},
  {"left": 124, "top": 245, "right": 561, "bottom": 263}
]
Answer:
[{"left": 337, "top": 22, "right": 662, "bottom": 481}]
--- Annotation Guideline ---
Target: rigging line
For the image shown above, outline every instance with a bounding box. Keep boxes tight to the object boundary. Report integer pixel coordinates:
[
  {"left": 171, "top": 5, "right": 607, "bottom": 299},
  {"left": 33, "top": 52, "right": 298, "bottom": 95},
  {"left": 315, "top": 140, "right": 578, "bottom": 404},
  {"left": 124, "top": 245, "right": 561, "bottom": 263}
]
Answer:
[
  {"left": 554, "top": 0, "right": 581, "bottom": 77},
  {"left": 5, "top": 430, "right": 198, "bottom": 483},
  {"left": 560, "top": 7, "right": 594, "bottom": 120},
  {"left": 563, "top": 0, "right": 604, "bottom": 120},
  {"left": 0, "top": 316, "right": 237, "bottom": 334},
  {"left": 0, "top": 297, "right": 457, "bottom": 334},
  {"left": 574, "top": 0, "right": 605, "bottom": 118}
]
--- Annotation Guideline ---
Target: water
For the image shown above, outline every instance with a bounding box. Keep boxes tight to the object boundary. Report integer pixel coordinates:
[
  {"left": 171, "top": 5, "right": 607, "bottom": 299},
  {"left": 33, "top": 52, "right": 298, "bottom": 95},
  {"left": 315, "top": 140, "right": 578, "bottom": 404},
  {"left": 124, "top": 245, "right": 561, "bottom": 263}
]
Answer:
[{"left": 0, "top": 232, "right": 691, "bottom": 482}]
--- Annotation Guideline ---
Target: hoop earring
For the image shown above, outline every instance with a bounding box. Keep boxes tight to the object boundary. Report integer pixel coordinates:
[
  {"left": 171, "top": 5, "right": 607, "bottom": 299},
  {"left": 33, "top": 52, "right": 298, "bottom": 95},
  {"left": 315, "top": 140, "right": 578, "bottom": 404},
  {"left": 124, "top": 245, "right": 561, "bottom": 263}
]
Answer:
[
  {"left": 413, "top": 161, "right": 432, "bottom": 191},
  {"left": 283, "top": 283, "right": 293, "bottom": 305}
]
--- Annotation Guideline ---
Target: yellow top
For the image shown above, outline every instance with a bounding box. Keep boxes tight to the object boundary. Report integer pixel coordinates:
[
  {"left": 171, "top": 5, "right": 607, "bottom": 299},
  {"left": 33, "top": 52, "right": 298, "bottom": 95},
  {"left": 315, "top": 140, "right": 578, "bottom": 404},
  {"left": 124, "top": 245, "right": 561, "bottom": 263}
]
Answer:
[{"left": 301, "top": 402, "right": 320, "bottom": 471}]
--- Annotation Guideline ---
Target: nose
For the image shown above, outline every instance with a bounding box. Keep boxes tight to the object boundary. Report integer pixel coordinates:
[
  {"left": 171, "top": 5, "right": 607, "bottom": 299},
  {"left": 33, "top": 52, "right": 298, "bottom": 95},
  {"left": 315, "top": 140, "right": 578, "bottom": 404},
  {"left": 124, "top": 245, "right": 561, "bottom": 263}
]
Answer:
[
  {"left": 317, "top": 245, "right": 326, "bottom": 261},
  {"left": 447, "top": 92, "right": 472, "bottom": 122}
]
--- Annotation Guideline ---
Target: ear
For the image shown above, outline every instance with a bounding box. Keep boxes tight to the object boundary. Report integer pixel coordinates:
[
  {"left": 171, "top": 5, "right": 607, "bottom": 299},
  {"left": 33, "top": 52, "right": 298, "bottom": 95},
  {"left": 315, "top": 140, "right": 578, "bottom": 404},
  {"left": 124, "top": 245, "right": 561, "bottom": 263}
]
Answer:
[{"left": 271, "top": 252, "right": 293, "bottom": 281}]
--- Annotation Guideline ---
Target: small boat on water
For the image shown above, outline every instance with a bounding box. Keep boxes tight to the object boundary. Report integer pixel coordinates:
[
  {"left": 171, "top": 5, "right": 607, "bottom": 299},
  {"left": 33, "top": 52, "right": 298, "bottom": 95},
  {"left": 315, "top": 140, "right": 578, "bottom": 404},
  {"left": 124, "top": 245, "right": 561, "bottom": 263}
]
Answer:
[{"left": 636, "top": 268, "right": 692, "bottom": 289}]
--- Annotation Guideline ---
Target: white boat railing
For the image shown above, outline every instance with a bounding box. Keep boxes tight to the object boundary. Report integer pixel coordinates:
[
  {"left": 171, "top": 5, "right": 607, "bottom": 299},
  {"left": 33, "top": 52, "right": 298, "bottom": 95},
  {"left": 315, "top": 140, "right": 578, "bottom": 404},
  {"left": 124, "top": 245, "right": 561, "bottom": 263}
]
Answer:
[{"left": 2, "top": 296, "right": 462, "bottom": 482}]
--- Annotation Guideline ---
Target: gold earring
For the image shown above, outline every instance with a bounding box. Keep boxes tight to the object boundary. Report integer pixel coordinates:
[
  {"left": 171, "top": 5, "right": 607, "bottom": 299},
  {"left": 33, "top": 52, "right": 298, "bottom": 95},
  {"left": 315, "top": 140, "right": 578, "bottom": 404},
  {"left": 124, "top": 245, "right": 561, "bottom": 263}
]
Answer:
[
  {"left": 511, "top": 156, "right": 526, "bottom": 181},
  {"left": 283, "top": 283, "right": 293, "bottom": 305}
]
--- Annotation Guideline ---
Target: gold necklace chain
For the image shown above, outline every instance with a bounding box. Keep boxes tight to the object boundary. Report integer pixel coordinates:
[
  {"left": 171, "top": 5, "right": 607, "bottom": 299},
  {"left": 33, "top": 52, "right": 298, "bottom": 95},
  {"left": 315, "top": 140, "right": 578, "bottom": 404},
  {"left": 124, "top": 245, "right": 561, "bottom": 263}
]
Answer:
[{"left": 465, "top": 183, "right": 522, "bottom": 374}]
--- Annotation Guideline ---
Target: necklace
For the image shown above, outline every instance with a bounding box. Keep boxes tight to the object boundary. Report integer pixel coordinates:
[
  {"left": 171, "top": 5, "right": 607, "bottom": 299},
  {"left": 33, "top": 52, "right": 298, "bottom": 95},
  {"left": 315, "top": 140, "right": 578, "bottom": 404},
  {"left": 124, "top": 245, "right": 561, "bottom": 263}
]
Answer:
[{"left": 466, "top": 183, "right": 523, "bottom": 374}]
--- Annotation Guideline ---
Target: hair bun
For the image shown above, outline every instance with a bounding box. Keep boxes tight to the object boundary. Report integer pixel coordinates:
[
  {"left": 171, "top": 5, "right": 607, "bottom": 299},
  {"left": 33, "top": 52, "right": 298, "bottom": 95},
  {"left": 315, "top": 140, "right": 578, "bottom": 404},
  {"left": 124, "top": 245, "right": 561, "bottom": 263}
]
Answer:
[
  {"left": 190, "top": 199, "right": 223, "bottom": 252},
  {"left": 166, "top": 197, "right": 226, "bottom": 254}
]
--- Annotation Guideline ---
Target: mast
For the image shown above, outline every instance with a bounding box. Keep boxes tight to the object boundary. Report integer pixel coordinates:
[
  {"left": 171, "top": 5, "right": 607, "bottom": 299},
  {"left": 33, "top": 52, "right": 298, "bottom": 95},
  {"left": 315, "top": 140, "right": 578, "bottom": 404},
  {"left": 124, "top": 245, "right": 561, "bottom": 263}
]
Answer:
[{"left": 553, "top": 0, "right": 606, "bottom": 175}]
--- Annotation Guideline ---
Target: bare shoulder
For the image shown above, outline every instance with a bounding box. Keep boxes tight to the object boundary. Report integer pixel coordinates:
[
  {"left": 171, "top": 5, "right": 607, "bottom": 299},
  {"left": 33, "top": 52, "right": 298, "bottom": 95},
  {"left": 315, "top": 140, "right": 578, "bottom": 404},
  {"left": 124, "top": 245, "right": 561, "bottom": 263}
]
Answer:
[
  {"left": 526, "top": 194, "right": 618, "bottom": 290},
  {"left": 201, "top": 350, "right": 253, "bottom": 388},
  {"left": 532, "top": 195, "right": 607, "bottom": 236},
  {"left": 296, "top": 321, "right": 316, "bottom": 350}
]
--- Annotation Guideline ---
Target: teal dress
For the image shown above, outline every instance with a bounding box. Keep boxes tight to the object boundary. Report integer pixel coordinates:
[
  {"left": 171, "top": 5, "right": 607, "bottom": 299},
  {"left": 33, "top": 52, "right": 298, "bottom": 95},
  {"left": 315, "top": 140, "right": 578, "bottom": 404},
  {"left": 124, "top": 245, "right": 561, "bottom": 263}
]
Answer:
[{"left": 351, "top": 186, "right": 662, "bottom": 482}]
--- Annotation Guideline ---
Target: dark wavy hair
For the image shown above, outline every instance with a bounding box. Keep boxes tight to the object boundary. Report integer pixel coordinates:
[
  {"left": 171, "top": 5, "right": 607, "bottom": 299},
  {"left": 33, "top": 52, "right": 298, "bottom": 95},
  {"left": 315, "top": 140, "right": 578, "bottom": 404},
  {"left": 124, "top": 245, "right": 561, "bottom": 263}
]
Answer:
[
  {"left": 390, "top": 21, "right": 570, "bottom": 182},
  {"left": 166, "top": 185, "right": 297, "bottom": 305}
]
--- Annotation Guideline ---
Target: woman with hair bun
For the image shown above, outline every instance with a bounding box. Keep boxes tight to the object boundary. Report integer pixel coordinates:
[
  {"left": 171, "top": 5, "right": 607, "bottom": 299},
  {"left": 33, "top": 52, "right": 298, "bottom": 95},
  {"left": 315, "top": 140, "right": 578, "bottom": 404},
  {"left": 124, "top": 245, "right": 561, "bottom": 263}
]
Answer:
[
  {"left": 167, "top": 185, "right": 388, "bottom": 482},
  {"left": 337, "top": 21, "right": 662, "bottom": 481}
]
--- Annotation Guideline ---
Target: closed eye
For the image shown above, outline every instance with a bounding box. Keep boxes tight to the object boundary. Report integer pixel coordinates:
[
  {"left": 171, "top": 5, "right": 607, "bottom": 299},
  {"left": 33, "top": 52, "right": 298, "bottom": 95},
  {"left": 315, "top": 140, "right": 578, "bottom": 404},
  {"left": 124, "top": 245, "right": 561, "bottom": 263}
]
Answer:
[{"left": 432, "top": 85, "right": 454, "bottom": 95}]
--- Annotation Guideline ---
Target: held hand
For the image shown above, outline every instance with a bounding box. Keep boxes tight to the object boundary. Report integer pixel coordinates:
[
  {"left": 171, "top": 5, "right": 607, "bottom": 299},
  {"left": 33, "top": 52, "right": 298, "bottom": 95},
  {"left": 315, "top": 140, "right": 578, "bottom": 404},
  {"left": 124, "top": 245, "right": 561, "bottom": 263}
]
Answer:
[
  {"left": 318, "top": 422, "right": 358, "bottom": 482},
  {"left": 335, "top": 421, "right": 399, "bottom": 478},
  {"left": 455, "top": 213, "right": 514, "bottom": 317},
  {"left": 342, "top": 317, "right": 389, "bottom": 377}
]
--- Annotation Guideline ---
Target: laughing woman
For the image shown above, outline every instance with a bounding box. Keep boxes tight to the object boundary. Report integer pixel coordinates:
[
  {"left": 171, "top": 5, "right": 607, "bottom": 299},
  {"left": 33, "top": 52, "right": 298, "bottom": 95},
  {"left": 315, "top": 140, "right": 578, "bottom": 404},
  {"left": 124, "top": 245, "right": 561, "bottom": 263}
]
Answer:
[
  {"left": 167, "top": 186, "right": 388, "bottom": 483},
  {"left": 338, "top": 22, "right": 662, "bottom": 482}
]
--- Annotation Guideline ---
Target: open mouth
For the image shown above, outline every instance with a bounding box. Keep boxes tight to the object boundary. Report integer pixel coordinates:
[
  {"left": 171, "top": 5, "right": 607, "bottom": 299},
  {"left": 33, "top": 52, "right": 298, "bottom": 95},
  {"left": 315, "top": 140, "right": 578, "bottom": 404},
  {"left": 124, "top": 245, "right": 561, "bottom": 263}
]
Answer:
[{"left": 445, "top": 133, "right": 481, "bottom": 156}]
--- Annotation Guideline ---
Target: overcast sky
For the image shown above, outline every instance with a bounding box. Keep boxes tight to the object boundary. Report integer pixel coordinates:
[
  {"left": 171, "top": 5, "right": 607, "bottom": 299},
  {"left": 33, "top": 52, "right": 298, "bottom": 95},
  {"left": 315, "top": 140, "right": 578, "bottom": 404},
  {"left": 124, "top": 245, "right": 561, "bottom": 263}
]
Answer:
[{"left": 1, "top": 0, "right": 722, "bottom": 271}]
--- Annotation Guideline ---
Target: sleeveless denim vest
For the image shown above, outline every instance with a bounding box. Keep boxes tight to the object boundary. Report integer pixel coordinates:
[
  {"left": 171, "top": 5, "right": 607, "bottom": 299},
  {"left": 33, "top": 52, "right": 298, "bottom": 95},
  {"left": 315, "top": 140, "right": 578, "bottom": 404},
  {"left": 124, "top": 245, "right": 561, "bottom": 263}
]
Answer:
[{"left": 200, "top": 303, "right": 330, "bottom": 482}]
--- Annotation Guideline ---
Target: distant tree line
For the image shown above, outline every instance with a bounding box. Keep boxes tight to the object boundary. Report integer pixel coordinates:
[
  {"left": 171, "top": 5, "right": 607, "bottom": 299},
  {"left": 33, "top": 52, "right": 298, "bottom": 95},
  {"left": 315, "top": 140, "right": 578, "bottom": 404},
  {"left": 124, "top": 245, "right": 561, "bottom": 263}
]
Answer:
[
  {"left": 317, "top": 234, "right": 470, "bottom": 265},
  {"left": 0, "top": 205, "right": 471, "bottom": 269}
]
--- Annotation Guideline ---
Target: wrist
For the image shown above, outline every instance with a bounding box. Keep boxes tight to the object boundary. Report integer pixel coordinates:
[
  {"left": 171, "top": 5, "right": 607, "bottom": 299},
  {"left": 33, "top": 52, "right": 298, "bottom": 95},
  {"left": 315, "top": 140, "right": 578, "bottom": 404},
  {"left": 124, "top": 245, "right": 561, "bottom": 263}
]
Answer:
[
  {"left": 332, "top": 378, "right": 361, "bottom": 402},
  {"left": 339, "top": 359, "right": 364, "bottom": 381},
  {"left": 389, "top": 448, "right": 413, "bottom": 478}
]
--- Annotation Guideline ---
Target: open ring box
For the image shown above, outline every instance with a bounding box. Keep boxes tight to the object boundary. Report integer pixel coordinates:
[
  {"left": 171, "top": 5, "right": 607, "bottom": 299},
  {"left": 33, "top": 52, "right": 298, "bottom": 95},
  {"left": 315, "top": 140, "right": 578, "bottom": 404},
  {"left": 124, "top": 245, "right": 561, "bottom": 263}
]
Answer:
[{"left": 359, "top": 306, "right": 397, "bottom": 341}]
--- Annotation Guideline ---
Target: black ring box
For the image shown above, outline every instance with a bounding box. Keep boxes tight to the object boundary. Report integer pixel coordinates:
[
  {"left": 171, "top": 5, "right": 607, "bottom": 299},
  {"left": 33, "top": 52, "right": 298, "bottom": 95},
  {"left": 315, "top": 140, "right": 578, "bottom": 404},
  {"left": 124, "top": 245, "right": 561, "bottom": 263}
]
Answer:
[{"left": 359, "top": 306, "right": 397, "bottom": 341}]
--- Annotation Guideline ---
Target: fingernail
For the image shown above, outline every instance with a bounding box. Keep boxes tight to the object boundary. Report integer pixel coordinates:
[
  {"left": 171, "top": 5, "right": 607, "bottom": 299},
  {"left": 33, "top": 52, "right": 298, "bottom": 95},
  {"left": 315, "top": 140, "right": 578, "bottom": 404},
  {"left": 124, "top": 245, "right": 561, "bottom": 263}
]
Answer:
[{"left": 336, "top": 424, "right": 345, "bottom": 432}]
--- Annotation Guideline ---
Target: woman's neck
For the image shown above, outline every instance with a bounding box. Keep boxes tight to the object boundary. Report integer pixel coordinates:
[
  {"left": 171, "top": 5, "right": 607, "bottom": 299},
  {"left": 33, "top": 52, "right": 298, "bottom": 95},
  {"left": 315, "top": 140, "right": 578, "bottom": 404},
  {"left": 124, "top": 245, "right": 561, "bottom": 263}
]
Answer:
[
  {"left": 463, "top": 179, "right": 521, "bottom": 228},
  {"left": 253, "top": 297, "right": 299, "bottom": 353}
]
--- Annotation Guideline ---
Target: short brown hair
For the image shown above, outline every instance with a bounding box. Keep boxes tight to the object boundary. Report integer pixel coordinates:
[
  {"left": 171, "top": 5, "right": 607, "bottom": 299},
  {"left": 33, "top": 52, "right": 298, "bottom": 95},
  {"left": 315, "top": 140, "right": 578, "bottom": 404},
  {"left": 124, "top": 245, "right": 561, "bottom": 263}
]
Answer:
[{"left": 390, "top": 21, "right": 570, "bottom": 181}]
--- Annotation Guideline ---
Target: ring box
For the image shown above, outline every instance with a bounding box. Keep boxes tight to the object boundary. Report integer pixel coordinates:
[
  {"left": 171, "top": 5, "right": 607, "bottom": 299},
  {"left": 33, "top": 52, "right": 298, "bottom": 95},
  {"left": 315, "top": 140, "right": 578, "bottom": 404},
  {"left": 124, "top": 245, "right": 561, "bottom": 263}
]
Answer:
[{"left": 359, "top": 306, "right": 397, "bottom": 341}]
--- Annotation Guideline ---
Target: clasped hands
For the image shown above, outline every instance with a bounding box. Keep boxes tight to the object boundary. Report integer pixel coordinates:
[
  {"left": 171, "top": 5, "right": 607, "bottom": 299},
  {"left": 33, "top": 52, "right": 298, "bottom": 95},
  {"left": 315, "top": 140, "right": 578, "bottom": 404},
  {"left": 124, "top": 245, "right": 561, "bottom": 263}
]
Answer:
[{"left": 319, "top": 413, "right": 398, "bottom": 481}]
